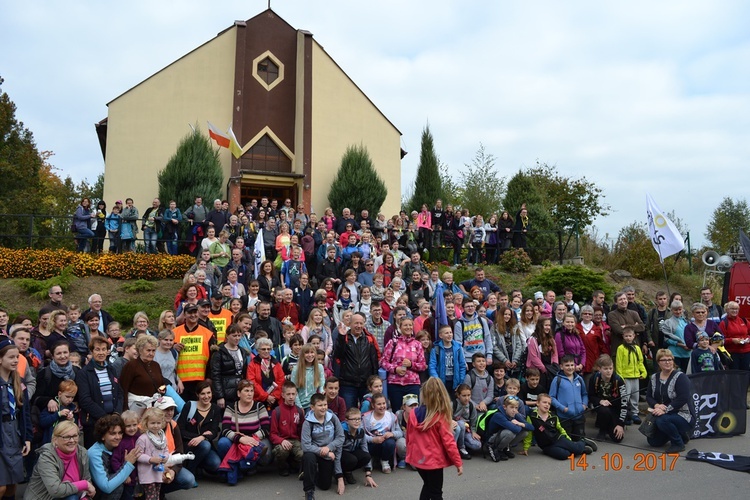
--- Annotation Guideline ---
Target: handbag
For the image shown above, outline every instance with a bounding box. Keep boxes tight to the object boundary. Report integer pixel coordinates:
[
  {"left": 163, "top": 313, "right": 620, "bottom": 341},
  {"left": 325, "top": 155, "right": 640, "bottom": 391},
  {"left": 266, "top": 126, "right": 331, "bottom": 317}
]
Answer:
[
  {"left": 544, "top": 362, "right": 560, "bottom": 377},
  {"left": 638, "top": 413, "right": 657, "bottom": 439}
]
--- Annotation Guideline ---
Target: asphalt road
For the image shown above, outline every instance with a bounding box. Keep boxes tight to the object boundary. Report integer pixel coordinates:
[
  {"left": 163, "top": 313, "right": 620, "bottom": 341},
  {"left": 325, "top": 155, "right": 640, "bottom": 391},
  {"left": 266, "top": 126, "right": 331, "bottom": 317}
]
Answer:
[
  {"left": 135, "top": 416, "right": 750, "bottom": 500},
  {"left": 17, "top": 414, "right": 748, "bottom": 499}
]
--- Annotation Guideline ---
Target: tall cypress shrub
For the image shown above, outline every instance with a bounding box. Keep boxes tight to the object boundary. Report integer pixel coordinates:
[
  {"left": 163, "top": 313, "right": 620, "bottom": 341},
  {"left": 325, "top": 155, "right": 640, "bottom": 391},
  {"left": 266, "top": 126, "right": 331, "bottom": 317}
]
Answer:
[{"left": 328, "top": 144, "right": 387, "bottom": 216}]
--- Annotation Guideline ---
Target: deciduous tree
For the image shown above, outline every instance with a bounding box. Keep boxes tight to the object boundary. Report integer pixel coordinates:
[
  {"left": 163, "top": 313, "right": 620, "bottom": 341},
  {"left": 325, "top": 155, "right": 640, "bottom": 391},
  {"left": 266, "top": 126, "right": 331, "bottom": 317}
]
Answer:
[{"left": 705, "top": 197, "right": 750, "bottom": 253}]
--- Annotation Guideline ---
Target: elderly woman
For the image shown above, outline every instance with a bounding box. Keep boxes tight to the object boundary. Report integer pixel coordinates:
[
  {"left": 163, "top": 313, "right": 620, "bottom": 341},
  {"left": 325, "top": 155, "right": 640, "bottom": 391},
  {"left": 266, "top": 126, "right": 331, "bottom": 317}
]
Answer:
[
  {"left": 380, "top": 316, "right": 426, "bottom": 410},
  {"left": 683, "top": 302, "right": 720, "bottom": 350},
  {"left": 87, "top": 414, "right": 139, "bottom": 500},
  {"left": 660, "top": 300, "right": 691, "bottom": 372},
  {"left": 76, "top": 336, "right": 124, "bottom": 448},
  {"left": 120, "top": 335, "right": 166, "bottom": 410},
  {"left": 246, "top": 337, "right": 285, "bottom": 408},
  {"left": 26, "top": 420, "right": 96, "bottom": 499},
  {"left": 645, "top": 349, "right": 695, "bottom": 453},
  {"left": 210, "top": 324, "right": 250, "bottom": 409},
  {"left": 718, "top": 301, "right": 750, "bottom": 370}
]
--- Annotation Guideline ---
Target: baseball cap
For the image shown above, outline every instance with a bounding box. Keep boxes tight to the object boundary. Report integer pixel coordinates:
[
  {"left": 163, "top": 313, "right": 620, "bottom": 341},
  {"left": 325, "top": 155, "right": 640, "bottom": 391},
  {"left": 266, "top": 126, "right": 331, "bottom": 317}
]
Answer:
[{"left": 403, "top": 394, "right": 419, "bottom": 407}]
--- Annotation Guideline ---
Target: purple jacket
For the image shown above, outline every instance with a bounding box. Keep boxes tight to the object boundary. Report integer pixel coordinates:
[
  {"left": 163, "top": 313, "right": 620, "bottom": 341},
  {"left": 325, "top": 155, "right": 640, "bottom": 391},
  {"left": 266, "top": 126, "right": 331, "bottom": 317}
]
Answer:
[{"left": 555, "top": 329, "right": 586, "bottom": 368}]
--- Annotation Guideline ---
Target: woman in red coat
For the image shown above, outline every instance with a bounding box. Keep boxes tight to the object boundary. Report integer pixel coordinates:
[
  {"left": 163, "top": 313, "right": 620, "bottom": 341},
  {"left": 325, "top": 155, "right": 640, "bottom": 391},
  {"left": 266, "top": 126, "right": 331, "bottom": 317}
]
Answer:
[
  {"left": 718, "top": 301, "right": 750, "bottom": 371},
  {"left": 407, "top": 377, "right": 463, "bottom": 500},
  {"left": 246, "top": 338, "right": 285, "bottom": 408}
]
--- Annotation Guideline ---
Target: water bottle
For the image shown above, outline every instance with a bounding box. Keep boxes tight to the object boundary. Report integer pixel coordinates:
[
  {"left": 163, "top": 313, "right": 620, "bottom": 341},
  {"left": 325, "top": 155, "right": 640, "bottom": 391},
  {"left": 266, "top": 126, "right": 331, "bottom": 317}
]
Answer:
[{"left": 152, "top": 454, "right": 166, "bottom": 472}]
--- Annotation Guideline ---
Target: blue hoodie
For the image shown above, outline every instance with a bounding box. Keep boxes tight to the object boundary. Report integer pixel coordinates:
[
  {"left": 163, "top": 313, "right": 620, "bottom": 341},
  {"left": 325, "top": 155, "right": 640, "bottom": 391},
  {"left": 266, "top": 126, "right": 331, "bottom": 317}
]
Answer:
[
  {"left": 550, "top": 371, "right": 588, "bottom": 418},
  {"left": 301, "top": 409, "right": 345, "bottom": 475},
  {"left": 485, "top": 404, "right": 534, "bottom": 438},
  {"left": 429, "top": 340, "right": 467, "bottom": 391}
]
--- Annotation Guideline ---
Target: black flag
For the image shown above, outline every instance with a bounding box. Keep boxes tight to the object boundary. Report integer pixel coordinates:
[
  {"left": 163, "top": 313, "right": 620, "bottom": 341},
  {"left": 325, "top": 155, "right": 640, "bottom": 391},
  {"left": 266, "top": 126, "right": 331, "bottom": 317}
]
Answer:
[
  {"left": 740, "top": 229, "right": 750, "bottom": 263},
  {"left": 688, "top": 370, "right": 750, "bottom": 438},
  {"left": 686, "top": 449, "right": 750, "bottom": 473}
]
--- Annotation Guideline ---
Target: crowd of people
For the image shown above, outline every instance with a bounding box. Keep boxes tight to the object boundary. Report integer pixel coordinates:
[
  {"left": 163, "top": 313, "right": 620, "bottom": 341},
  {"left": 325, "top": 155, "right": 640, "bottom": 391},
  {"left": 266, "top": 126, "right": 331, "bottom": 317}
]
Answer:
[
  {"left": 71, "top": 196, "right": 533, "bottom": 265},
  {"left": 1, "top": 198, "right": 745, "bottom": 499}
]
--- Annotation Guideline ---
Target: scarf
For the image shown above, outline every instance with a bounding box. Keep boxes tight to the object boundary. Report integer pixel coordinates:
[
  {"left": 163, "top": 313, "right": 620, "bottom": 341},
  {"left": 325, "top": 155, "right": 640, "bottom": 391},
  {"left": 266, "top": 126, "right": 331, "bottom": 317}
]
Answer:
[
  {"left": 50, "top": 361, "right": 75, "bottom": 380},
  {"left": 340, "top": 297, "right": 352, "bottom": 310},
  {"left": 55, "top": 447, "right": 81, "bottom": 483},
  {"left": 147, "top": 430, "right": 167, "bottom": 450}
]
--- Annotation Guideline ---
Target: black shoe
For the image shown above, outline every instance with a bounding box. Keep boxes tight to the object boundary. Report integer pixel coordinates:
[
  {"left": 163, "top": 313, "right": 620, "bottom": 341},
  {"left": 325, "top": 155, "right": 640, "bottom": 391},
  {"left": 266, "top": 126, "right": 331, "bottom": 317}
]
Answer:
[
  {"left": 278, "top": 467, "right": 289, "bottom": 477},
  {"left": 344, "top": 472, "right": 357, "bottom": 485},
  {"left": 596, "top": 430, "right": 607, "bottom": 441},
  {"left": 583, "top": 438, "right": 598, "bottom": 452},
  {"left": 583, "top": 445, "right": 594, "bottom": 455},
  {"left": 504, "top": 448, "right": 515, "bottom": 459},
  {"left": 624, "top": 419, "right": 633, "bottom": 426},
  {"left": 305, "top": 490, "right": 316, "bottom": 500},
  {"left": 632, "top": 415, "right": 642, "bottom": 424},
  {"left": 680, "top": 432, "right": 690, "bottom": 444},
  {"left": 459, "top": 449, "right": 472, "bottom": 460},
  {"left": 665, "top": 444, "right": 685, "bottom": 454},
  {"left": 485, "top": 444, "right": 500, "bottom": 463}
]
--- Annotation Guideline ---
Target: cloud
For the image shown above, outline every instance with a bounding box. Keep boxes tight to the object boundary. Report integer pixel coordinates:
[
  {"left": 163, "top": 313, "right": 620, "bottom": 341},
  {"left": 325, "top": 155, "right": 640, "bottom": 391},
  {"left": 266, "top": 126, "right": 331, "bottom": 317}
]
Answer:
[{"left": 1, "top": 0, "right": 749, "bottom": 248}]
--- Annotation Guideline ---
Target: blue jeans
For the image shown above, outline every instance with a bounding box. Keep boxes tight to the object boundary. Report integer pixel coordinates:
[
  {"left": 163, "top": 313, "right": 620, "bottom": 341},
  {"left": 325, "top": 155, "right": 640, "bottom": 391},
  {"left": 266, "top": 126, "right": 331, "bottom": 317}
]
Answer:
[
  {"left": 162, "top": 466, "right": 196, "bottom": 494},
  {"left": 188, "top": 438, "right": 221, "bottom": 473},
  {"left": 217, "top": 436, "right": 272, "bottom": 465},
  {"left": 387, "top": 383, "right": 420, "bottom": 412},
  {"left": 368, "top": 438, "right": 397, "bottom": 467},
  {"left": 76, "top": 227, "right": 95, "bottom": 252},
  {"left": 144, "top": 227, "right": 158, "bottom": 253},
  {"left": 647, "top": 413, "right": 693, "bottom": 447},
  {"left": 340, "top": 384, "right": 368, "bottom": 410},
  {"left": 167, "top": 233, "right": 179, "bottom": 255}
]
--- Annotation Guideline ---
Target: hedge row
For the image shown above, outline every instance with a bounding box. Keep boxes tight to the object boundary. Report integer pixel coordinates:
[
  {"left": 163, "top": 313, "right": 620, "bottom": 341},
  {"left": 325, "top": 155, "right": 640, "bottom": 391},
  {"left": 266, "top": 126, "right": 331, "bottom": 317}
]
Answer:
[{"left": 0, "top": 249, "right": 194, "bottom": 280}]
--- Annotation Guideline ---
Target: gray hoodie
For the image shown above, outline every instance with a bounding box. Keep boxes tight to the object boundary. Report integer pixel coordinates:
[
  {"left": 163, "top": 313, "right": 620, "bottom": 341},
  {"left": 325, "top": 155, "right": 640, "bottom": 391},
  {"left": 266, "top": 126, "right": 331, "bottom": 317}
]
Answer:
[{"left": 302, "top": 409, "right": 345, "bottom": 475}]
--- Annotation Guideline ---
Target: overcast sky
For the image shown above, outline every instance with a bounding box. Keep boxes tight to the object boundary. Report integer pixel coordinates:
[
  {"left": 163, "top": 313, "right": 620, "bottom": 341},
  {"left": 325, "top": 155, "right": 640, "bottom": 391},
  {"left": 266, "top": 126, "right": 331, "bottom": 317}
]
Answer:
[{"left": 2, "top": 0, "right": 749, "bottom": 249}]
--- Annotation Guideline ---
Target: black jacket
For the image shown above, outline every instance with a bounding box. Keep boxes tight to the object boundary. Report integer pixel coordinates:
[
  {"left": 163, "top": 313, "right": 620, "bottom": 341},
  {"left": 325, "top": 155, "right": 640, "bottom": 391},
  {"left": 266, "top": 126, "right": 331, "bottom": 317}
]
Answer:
[
  {"left": 316, "top": 258, "right": 340, "bottom": 283},
  {"left": 75, "top": 362, "right": 124, "bottom": 427},
  {"left": 333, "top": 332, "right": 379, "bottom": 388},
  {"left": 209, "top": 343, "right": 250, "bottom": 405}
]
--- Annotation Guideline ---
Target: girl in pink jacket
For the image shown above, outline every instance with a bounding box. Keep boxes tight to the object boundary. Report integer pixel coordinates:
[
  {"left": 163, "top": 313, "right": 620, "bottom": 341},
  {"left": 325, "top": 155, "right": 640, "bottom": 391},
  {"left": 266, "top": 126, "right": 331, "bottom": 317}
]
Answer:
[
  {"left": 380, "top": 317, "right": 426, "bottom": 410},
  {"left": 407, "top": 377, "right": 463, "bottom": 499}
]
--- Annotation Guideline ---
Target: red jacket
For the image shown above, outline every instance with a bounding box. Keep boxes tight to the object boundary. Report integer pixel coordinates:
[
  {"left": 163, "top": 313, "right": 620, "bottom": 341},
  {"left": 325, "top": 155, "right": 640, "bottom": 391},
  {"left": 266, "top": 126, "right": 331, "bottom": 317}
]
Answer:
[
  {"left": 719, "top": 315, "right": 750, "bottom": 354},
  {"left": 269, "top": 403, "right": 304, "bottom": 445},
  {"left": 406, "top": 406, "right": 462, "bottom": 471},
  {"left": 576, "top": 323, "right": 609, "bottom": 373},
  {"left": 247, "top": 357, "right": 285, "bottom": 403}
]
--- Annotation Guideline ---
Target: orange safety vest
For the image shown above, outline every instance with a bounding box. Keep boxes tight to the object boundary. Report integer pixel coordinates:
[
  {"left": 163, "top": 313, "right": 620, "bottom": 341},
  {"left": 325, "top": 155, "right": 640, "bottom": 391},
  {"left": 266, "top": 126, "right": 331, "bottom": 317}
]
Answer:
[
  {"left": 208, "top": 309, "right": 234, "bottom": 344},
  {"left": 173, "top": 324, "right": 212, "bottom": 382}
]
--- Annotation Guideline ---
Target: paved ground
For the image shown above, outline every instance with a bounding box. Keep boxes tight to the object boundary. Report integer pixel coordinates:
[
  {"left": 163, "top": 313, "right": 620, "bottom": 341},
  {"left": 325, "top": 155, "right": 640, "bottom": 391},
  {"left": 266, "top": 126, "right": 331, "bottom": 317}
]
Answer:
[
  {"left": 135, "top": 417, "right": 750, "bottom": 499},
  {"left": 18, "top": 414, "right": 749, "bottom": 499}
]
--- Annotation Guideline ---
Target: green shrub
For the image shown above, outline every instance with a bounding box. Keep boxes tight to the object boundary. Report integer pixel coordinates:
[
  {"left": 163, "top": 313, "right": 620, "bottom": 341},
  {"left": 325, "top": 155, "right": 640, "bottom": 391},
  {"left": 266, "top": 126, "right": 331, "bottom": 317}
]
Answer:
[
  {"left": 526, "top": 265, "right": 615, "bottom": 303},
  {"left": 499, "top": 248, "right": 532, "bottom": 273},
  {"left": 121, "top": 279, "right": 157, "bottom": 293},
  {"left": 14, "top": 266, "right": 77, "bottom": 299},
  {"left": 108, "top": 296, "right": 172, "bottom": 328}
]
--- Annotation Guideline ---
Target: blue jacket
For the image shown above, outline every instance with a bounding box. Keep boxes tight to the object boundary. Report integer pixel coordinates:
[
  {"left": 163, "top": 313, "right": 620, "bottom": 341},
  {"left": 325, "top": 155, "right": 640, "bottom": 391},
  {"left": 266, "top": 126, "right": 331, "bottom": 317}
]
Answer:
[
  {"left": 485, "top": 405, "right": 533, "bottom": 438},
  {"left": 87, "top": 441, "right": 135, "bottom": 494},
  {"left": 550, "top": 372, "right": 588, "bottom": 418},
  {"left": 428, "top": 341, "right": 466, "bottom": 391}
]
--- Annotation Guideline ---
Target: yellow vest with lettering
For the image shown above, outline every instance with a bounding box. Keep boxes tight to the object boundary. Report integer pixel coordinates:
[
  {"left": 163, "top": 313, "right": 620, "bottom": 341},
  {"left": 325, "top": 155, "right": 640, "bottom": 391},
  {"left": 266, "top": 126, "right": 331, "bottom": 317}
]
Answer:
[
  {"left": 208, "top": 309, "right": 234, "bottom": 344},
  {"left": 173, "top": 324, "right": 212, "bottom": 382}
]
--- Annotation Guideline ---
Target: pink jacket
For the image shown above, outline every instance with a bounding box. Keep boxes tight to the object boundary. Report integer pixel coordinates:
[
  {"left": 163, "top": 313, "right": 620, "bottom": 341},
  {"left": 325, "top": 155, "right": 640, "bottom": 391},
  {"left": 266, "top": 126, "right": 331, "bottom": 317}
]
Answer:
[
  {"left": 526, "top": 336, "right": 558, "bottom": 373},
  {"left": 136, "top": 432, "right": 170, "bottom": 485},
  {"left": 417, "top": 211, "right": 432, "bottom": 230},
  {"left": 380, "top": 336, "right": 426, "bottom": 386},
  {"left": 406, "top": 406, "right": 461, "bottom": 470}
]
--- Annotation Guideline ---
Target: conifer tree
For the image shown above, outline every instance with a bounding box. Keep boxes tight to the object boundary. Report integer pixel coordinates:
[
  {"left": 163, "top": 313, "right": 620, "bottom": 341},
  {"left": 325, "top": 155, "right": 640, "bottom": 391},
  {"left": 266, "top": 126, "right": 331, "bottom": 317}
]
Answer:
[
  {"left": 504, "top": 170, "right": 556, "bottom": 262},
  {"left": 158, "top": 126, "right": 223, "bottom": 212},
  {"left": 408, "top": 124, "right": 442, "bottom": 212},
  {"left": 328, "top": 144, "right": 387, "bottom": 216}
]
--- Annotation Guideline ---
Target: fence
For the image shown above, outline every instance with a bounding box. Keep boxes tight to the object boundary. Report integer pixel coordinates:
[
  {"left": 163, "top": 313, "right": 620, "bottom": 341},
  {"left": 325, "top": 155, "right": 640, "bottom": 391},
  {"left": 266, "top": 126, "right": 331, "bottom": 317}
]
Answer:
[{"left": 0, "top": 213, "right": 580, "bottom": 263}]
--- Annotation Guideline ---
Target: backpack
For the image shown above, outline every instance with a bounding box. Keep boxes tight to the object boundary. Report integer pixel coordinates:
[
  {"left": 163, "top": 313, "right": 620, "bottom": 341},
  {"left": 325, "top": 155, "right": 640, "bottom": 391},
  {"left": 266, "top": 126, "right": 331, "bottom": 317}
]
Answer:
[{"left": 476, "top": 408, "right": 499, "bottom": 439}]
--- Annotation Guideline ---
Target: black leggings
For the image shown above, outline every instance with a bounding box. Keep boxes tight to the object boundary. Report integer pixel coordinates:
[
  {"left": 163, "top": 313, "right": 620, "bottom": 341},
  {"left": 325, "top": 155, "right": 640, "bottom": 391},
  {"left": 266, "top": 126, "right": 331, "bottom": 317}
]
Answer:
[{"left": 416, "top": 468, "right": 444, "bottom": 500}]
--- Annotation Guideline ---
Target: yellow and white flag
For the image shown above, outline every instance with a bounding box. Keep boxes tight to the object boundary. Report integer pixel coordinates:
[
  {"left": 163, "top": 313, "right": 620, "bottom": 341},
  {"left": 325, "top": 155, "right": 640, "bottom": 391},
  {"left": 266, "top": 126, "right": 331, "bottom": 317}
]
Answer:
[{"left": 228, "top": 126, "right": 243, "bottom": 159}]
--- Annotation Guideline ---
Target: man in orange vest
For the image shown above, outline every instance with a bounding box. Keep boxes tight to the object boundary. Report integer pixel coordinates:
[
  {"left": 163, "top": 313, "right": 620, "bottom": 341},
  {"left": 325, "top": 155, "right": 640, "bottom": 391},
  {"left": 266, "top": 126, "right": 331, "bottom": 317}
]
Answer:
[
  {"left": 208, "top": 294, "right": 234, "bottom": 344},
  {"left": 173, "top": 303, "right": 216, "bottom": 399}
]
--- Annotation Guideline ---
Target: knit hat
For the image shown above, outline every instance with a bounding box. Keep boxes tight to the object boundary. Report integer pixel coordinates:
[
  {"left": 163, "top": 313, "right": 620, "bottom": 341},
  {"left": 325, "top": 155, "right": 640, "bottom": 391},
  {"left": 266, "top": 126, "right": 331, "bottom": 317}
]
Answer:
[{"left": 534, "top": 291, "right": 544, "bottom": 300}]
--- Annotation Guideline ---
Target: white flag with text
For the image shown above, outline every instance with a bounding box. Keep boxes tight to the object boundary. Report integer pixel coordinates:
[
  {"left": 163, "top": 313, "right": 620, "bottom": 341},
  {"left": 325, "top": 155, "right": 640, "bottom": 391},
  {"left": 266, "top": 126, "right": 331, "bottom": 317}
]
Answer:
[{"left": 646, "top": 193, "right": 684, "bottom": 262}]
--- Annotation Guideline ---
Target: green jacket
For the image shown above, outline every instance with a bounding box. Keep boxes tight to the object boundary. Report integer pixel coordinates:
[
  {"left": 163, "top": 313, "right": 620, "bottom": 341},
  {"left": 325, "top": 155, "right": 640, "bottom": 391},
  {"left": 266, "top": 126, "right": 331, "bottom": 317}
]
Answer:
[{"left": 26, "top": 443, "right": 91, "bottom": 500}]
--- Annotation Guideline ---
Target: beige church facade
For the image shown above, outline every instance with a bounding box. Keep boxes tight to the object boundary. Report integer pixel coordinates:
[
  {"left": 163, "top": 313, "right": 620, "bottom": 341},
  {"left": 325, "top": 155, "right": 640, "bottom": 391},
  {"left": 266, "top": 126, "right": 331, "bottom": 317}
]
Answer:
[{"left": 97, "top": 9, "right": 402, "bottom": 216}]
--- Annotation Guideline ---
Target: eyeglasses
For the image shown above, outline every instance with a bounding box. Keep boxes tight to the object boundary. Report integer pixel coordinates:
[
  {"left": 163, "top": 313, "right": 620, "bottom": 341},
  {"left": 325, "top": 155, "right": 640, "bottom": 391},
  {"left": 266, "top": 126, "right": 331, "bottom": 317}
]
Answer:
[
  {"left": 51, "top": 291, "right": 63, "bottom": 295},
  {"left": 581, "top": 312, "right": 593, "bottom": 316},
  {"left": 58, "top": 434, "right": 79, "bottom": 441},
  {"left": 347, "top": 417, "right": 362, "bottom": 421},
  {"left": 659, "top": 358, "right": 674, "bottom": 362},
  {"left": 258, "top": 347, "right": 272, "bottom": 351}
]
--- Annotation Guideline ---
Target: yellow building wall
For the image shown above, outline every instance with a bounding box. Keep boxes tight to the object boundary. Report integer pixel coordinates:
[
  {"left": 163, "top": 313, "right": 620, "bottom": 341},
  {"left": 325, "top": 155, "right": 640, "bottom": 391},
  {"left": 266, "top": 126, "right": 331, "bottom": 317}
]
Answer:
[
  {"left": 309, "top": 42, "right": 402, "bottom": 218},
  {"left": 103, "top": 28, "right": 237, "bottom": 214}
]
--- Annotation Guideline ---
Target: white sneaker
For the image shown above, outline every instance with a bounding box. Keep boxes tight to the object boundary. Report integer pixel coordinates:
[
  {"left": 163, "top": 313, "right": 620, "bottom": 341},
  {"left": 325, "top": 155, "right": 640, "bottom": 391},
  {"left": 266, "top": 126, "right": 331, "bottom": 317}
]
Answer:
[{"left": 381, "top": 460, "right": 391, "bottom": 474}]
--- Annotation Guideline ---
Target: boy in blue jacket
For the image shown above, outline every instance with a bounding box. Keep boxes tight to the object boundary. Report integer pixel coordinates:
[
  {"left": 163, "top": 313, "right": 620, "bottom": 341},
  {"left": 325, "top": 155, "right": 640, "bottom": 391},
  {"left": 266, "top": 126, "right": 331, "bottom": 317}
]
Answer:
[
  {"left": 483, "top": 396, "right": 533, "bottom": 462},
  {"left": 550, "top": 355, "right": 592, "bottom": 445},
  {"left": 429, "top": 325, "right": 467, "bottom": 394}
]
